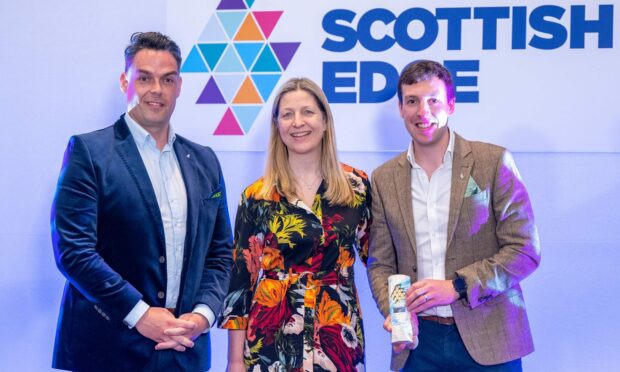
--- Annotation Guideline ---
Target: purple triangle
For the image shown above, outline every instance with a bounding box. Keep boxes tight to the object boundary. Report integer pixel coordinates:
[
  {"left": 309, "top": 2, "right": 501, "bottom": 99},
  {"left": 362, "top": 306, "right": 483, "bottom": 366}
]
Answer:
[
  {"left": 270, "top": 42, "right": 301, "bottom": 70},
  {"left": 217, "top": 0, "right": 247, "bottom": 10},
  {"left": 197, "top": 77, "right": 226, "bottom": 104}
]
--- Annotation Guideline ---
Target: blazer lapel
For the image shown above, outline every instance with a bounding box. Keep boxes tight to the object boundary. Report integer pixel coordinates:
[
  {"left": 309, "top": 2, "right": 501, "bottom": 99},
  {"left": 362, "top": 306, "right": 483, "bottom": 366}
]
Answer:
[
  {"left": 446, "top": 133, "right": 473, "bottom": 251},
  {"left": 173, "top": 138, "right": 201, "bottom": 260},
  {"left": 114, "top": 118, "right": 166, "bottom": 247},
  {"left": 394, "top": 153, "right": 418, "bottom": 256}
]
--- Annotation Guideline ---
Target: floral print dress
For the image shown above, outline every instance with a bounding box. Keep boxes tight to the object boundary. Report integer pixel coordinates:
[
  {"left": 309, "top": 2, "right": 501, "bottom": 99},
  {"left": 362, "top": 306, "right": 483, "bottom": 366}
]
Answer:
[{"left": 219, "top": 165, "right": 371, "bottom": 372}]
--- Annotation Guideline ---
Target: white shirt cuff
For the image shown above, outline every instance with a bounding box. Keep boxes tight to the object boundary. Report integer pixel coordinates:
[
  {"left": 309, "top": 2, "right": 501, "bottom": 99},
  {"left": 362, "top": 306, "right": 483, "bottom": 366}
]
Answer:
[
  {"left": 123, "top": 300, "right": 150, "bottom": 329},
  {"left": 192, "top": 304, "right": 215, "bottom": 334}
]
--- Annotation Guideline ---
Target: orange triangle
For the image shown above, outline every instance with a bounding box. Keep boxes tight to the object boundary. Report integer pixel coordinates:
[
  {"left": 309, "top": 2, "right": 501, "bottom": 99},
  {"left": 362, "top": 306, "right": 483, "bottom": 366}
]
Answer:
[
  {"left": 233, "top": 77, "right": 262, "bottom": 104},
  {"left": 234, "top": 13, "right": 264, "bottom": 41}
]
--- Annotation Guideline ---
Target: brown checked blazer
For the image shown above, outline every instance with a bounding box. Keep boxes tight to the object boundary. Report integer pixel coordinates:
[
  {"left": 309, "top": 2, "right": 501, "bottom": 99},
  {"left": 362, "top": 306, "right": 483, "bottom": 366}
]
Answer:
[{"left": 367, "top": 132, "right": 541, "bottom": 370}]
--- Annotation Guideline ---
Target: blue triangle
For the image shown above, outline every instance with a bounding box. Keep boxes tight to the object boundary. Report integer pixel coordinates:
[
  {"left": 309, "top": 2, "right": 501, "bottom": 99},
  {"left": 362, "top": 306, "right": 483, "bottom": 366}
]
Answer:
[
  {"left": 244, "top": 0, "right": 256, "bottom": 8},
  {"left": 215, "top": 45, "right": 245, "bottom": 72},
  {"left": 181, "top": 45, "right": 209, "bottom": 73},
  {"left": 199, "top": 15, "right": 228, "bottom": 42},
  {"left": 198, "top": 43, "right": 227, "bottom": 70},
  {"left": 252, "top": 45, "right": 281, "bottom": 72},
  {"left": 214, "top": 74, "right": 245, "bottom": 102},
  {"left": 251, "top": 74, "right": 281, "bottom": 101},
  {"left": 217, "top": 11, "right": 247, "bottom": 39},
  {"left": 232, "top": 105, "right": 262, "bottom": 133},
  {"left": 234, "top": 43, "right": 264, "bottom": 70}
]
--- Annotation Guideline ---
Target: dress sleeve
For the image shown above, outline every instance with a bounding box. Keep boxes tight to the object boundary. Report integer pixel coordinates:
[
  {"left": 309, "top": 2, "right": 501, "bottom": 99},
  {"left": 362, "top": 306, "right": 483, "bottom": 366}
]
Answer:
[
  {"left": 354, "top": 169, "right": 371, "bottom": 266},
  {"left": 218, "top": 191, "right": 259, "bottom": 330}
]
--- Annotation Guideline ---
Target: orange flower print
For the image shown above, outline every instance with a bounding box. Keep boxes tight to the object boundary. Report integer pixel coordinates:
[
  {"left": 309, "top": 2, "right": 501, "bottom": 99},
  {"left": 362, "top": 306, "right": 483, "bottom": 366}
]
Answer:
[
  {"left": 255, "top": 278, "right": 288, "bottom": 307},
  {"left": 317, "top": 292, "right": 350, "bottom": 326},
  {"left": 262, "top": 247, "right": 284, "bottom": 271}
]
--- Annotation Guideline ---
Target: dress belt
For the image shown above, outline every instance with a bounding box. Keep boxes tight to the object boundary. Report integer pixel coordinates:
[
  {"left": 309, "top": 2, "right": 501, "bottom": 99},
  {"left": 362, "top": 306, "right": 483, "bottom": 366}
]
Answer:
[{"left": 419, "top": 315, "right": 456, "bottom": 325}]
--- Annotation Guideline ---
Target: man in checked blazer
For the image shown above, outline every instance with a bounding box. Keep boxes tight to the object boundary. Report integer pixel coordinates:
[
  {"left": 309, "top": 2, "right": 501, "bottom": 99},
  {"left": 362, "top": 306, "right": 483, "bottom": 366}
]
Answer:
[
  {"left": 51, "top": 32, "right": 233, "bottom": 371},
  {"left": 367, "top": 60, "right": 541, "bottom": 371}
]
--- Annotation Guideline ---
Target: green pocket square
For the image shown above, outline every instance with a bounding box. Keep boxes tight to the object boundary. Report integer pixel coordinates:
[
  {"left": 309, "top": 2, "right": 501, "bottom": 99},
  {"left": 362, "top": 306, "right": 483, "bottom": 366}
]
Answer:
[
  {"left": 209, "top": 191, "right": 222, "bottom": 199},
  {"left": 464, "top": 176, "right": 482, "bottom": 197}
]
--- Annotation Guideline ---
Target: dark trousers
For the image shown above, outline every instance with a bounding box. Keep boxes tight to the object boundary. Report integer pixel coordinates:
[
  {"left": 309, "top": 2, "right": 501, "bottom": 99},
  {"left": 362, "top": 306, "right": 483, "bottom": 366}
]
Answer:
[{"left": 401, "top": 319, "right": 522, "bottom": 372}]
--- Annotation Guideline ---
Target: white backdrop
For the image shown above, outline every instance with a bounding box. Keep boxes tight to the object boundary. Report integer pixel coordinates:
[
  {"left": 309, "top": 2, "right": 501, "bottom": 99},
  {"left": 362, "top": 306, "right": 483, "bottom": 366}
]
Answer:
[
  {"left": 1, "top": 0, "right": 619, "bottom": 371},
  {"left": 168, "top": 0, "right": 619, "bottom": 152}
]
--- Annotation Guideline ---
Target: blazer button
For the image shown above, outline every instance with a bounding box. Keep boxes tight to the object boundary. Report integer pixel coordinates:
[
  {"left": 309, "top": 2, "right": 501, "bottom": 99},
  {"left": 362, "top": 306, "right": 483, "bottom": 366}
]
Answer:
[
  {"left": 157, "top": 291, "right": 165, "bottom": 299},
  {"left": 159, "top": 256, "right": 166, "bottom": 264}
]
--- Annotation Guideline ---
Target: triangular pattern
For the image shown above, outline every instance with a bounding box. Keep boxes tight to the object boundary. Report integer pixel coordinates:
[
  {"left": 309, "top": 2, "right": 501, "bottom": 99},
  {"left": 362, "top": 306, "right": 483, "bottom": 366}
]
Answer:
[
  {"left": 197, "top": 43, "right": 227, "bottom": 70},
  {"left": 181, "top": 45, "right": 209, "bottom": 73},
  {"left": 251, "top": 74, "right": 281, "bottom": 101},
  {"left": 197, "top": 77, "right": 226, "bottom": 104},
  {"left": 214, "top": 108, "right": 244, "bottom": 135},
  {"left": 234, "top": 42, "right": 264, "bottom": 70},
  {"left": 214, "top": 74, "right": 245, "bottom": 102},
  {"left": 233, "top": 76, "right": 262, "bottom": 103},
  {"left": 199, "top": 15, "right": 228, "bottom": 42},
  {"left": 217, "top": 0, "right": 246, "bottom": 10},
  {"left": 270, "top": 42, "right": 301, "bottom": 70},
  {"left": 217, "top": 11, "right": 246, "bottom": 39},
  {"left": 253, "top": 11, "right": 283, "bottom": 39},
  {"left": 232, "top": 105, "right": 262, "bottom": 133},
  {"left": 234, "top": 13, "right": 264, "bottom": 41},
  {"left": 244, "top": 0, "right": 256, "bottom": 8},
  {"left": 215, "top": 45, "right": 245, "bottom": 72},
  {"left": 252, "top": 44, "right": 281, "bottom": 72}
]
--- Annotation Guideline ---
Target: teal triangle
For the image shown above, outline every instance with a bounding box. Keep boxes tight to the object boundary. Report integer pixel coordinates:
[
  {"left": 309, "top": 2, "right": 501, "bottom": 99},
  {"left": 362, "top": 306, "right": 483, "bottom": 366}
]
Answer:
[
  {"left": 232, "top": 105, "right": 262, "bottom": 133},
  {"left": 252, "top": 45, "right": 281, "bottom": 72},
  {"left": 197, "top": 43, "right": 227, "bottom": 70},
  {"left": 234, "top": 43, "right": 264, "bottom": 70},
  {"left": 214, "top": 74, "right": 245, "bottom": 102},
  {"left": 181, "top": 45, "right": 209, "bottom": 73},
  {"left": 217, "top": 11, "right": 246, "bottom": 39},
  {"left": 244, "top": 0, "right": 256, "bottom": 8},
  {"left": 215, "top": 45, "right": 245, "bottom": 72},
  {"left": 251, "top": 74, "right": 281, "bottom": 101},
  {"left": 199, "top": 15, "right": 227, "bottom": 42}
]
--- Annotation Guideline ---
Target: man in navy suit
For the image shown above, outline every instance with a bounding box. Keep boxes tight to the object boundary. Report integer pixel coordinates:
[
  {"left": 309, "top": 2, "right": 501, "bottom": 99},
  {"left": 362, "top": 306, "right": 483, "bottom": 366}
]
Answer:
[{"left": 51, "top": 32, "right": 233, "bottom": 371}]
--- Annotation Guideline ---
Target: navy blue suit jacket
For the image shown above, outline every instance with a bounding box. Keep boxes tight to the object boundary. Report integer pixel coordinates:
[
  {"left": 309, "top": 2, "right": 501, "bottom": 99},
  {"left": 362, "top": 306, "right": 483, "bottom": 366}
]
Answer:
[{"left": 51, "top": 116, "right": 233, "bottom": 371}]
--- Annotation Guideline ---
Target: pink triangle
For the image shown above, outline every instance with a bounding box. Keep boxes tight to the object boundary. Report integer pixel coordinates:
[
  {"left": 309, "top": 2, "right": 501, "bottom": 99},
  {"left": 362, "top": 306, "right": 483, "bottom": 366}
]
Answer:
[
  {"left": 253, "top": 11, "right": 283, "bottom": 39},
  {"left": 214, "top": 108, "right": 244, "bottom": 135}
]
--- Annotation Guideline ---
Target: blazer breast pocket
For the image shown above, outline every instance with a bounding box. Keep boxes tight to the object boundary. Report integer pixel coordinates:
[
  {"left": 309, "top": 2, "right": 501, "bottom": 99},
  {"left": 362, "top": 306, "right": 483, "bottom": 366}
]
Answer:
[{"left": 464, "top": 188, "right": 489, "bottom": 203}]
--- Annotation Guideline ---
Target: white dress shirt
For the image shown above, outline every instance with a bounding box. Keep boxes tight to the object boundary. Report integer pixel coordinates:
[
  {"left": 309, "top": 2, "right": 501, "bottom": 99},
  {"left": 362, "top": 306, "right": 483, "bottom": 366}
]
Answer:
[
  {"left": 407, "top": 130, "right": 455, "bottom": 317},
  {"left": 123, "top": 114, "right": 214, "bottom": 330}
]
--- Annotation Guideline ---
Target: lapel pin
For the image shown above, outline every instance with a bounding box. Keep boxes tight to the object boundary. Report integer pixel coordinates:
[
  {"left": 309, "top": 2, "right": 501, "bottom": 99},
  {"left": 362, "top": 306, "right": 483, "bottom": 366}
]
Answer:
[
  {"left": 186, "top": 154, "right": 191, "bottom": 158},
  {"left": 460, "top": 173, "right": 464, "bottom": 179}
]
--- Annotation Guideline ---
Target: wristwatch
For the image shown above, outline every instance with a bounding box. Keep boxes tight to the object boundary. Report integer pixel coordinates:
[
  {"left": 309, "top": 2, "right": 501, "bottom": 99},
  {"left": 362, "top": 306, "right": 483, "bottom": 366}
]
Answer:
[{"left": 452, "top": 275, "right": 467, "bottom": 300}]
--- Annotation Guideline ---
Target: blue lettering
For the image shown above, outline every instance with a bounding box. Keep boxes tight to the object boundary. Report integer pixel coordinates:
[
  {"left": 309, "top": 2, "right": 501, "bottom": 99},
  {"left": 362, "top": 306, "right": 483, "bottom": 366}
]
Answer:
[
  {"left": 358, "top": 9, "right": 396, "bottom": 52},
  {"left": 444, "top": 60, "right": 480, "bottom": 103},
  {"left": 323, "top": 62, "right": 357, "bottom": 103},
  {"left": 394, "top": 8, "right": 438, "bottom": 51},
  {"left": 474, "top": 7, "right": 510, "bottom": 50},
  {"left": 512, "top": 7, "right": 527, "bottom": 49},
  {"left": 359, "top": 62, "right": 399, "bottom": 103},
  {"left": 322, "top": 9, "right": 358, "bottom": 52},
  {"left": 529, "top": 5, "right": 567, "bottom": 50},
  {"left": 570, "top": 5, "right": 614, "bottom": 48},
  {"left": 436, "top": 8, "right": 471, "bottom": 51}
]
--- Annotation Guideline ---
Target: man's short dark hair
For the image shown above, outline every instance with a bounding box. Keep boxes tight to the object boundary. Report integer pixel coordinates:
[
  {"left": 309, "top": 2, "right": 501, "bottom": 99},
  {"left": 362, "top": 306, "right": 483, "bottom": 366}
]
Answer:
[
  {"left": 397, "top": 60, "right": 454, "bottom": 103},
  {"left": 124, "top": 32, "right": 182, "bottom": 72}
]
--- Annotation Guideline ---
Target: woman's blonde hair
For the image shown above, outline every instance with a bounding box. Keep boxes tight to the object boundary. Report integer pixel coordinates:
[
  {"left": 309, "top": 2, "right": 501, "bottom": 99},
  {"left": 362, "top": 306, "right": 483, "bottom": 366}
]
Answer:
[{"left": 258, "top": 77, "right": 354, "bottom": 206}]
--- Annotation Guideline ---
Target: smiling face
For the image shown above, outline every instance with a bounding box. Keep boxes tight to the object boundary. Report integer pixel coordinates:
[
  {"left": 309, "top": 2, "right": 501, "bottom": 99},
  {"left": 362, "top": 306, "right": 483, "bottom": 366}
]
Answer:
[
  {"left": 276, "top": 89, "right": 327, "bottom": 158},
  {"left": 120, "top": 49, "right": 181, "bottom": 132},
  {"left": 399, "top": 76, "right": 455, "bottom": 149}
]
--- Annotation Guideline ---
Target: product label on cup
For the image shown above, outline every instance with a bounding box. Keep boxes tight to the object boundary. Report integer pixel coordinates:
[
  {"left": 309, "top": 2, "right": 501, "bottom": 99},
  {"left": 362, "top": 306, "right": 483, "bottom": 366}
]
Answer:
[{"left": 388, "top": 274, "right": 414, "bottom": 344}]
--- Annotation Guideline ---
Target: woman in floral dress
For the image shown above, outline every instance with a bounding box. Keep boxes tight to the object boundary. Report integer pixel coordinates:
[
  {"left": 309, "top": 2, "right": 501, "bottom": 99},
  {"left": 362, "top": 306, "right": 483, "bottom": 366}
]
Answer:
[{"left": 219, "top": 78, "right": 371, "bottom": 372}]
